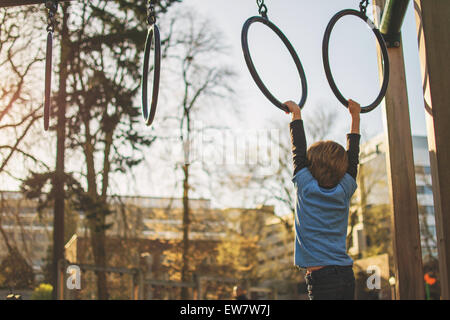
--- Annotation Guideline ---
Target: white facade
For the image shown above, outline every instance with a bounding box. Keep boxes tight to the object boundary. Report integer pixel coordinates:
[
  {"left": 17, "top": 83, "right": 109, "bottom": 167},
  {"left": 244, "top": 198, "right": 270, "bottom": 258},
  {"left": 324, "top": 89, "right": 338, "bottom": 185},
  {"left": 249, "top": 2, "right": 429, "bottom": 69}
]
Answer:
[{"left": 350, "top": 134, "right": 438, "bottom": 259}]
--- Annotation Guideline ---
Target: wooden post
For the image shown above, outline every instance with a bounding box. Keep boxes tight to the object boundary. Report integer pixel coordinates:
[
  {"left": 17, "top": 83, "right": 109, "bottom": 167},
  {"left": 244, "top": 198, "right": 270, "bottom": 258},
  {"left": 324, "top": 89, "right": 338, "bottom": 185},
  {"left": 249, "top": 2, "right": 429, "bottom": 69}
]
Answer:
[
  {"left": 132, "top": 273, "right": 139, "bottom": 300},
  {"left": 196, "top": 276, "right": 203, "bottom": 300},
  {"left": 56, "top": 259, "right": 65, "bottom": 300},
  {"left": 131, "top": 270, "right": 144, "bottom": 300},
  {"left": 138, "top": 270, "right": 144, "bottom": 300},
  {"left": 373, "top": 0, "right": 424, "bottom": 299},
  {"left": 52, "top": 2, "right": 70, "bottom": 300},
  {"left": 413, "top": 0, "right": 450, "bottom": 300}
]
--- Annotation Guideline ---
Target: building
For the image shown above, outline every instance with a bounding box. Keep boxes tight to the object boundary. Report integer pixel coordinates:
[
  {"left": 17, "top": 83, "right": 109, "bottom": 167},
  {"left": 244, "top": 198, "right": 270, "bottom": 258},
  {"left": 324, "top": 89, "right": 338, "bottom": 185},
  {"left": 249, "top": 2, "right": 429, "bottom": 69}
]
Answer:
[
  {"left": 254, "top": 210, "right": 304, "bottom": 299},
  {"left": 348, "top": 134, "right": 438, "bottom": 262},
  {"left": 1, "top": 191, "right": 296, "bottom": 298},
  {"left": 0, "top": 191, "right": 52, "bottom": 280},
  {"left": 0, "top": 193, "right": 231, "bottom": 275},
  {"left": 256, "top": 213, "right": 293, "bottom": 280}
]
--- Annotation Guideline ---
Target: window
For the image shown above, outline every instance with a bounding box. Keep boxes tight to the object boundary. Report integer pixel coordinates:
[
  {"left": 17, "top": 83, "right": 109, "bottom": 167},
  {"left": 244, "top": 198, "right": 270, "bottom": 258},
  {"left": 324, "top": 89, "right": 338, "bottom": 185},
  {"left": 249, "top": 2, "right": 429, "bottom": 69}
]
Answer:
[
  {"left": 421, "top": 206, "right": 434, "bottom": 215},
  {"left": 416, "top": 166, "right": 431, "bottom": 175},
  {"left": 417, "top": 185, "right": 433, "bottom": 195}
]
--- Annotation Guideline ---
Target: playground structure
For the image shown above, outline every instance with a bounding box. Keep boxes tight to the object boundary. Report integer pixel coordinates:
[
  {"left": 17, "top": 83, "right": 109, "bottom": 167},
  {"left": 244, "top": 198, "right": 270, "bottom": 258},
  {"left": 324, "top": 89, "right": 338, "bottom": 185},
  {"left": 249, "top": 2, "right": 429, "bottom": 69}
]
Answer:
[
  {"left": 241, "top": 0, "right": 308, "bottom": 112},
  {"left": 141, "top": 0, "right": 161, "bottom": 126},
  {"left": 57, "top": 259, "right": 144, "bottom": 300},
  {"left": 1, "top": 0, "right": 450, "bottom": 300},
  {"left": 57, "top": 258, "right": 277, "bottom": 300},
  {"left": 322, "top": 4, "right": 390, "bottom": 113},
  {"left": 43, "top": 0, "right": 57, "bottom": 130}
]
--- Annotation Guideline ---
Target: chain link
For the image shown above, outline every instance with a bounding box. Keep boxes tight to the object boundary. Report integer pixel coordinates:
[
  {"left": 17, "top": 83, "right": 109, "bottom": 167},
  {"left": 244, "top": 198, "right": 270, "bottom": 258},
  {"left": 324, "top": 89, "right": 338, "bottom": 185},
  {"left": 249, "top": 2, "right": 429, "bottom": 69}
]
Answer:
[
  {"left": 45, "top": 0, "right": 58, "bottom": 33},
  {"left": 256, "top": 0, "right": 268, "bottom": 18},
  {"left": 359, "top": 0, "right": 369, "bottom": 16},
  {"left": 147, "top": 0, "right": 156, "bottom": 25}
]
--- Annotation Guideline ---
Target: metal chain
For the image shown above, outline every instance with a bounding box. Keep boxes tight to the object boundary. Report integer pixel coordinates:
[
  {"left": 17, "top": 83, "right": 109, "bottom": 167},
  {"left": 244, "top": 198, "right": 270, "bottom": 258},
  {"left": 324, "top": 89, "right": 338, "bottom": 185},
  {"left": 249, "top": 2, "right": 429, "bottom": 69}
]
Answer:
[
  {"left": 147, "top": 0, "right": 156, "bottom": 26},
  {"left": 359, "top": 0, "right": 369, "bottom": 16},
  {"left": 256, "top": 0, "right": 268, "bottom": 18},
  {"left": 45, "top": 0, "right": 58, "bottom": 33}
]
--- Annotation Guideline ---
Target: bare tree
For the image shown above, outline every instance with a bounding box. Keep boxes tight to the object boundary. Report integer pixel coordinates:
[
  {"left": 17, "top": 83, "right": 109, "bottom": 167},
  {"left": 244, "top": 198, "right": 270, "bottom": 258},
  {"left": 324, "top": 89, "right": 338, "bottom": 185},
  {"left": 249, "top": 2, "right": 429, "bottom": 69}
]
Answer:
[
  {"left": 154, "top": 9, "right": 236, "bottom": 298},
  {"left": 19, "top": 0, "right": 183, "bottom": 299},
  {"left": 0, "top": 6, "right": 48, "bottom": 179},
  {"left": 0, "top": 6, "right": 54, "bottom": 284}
]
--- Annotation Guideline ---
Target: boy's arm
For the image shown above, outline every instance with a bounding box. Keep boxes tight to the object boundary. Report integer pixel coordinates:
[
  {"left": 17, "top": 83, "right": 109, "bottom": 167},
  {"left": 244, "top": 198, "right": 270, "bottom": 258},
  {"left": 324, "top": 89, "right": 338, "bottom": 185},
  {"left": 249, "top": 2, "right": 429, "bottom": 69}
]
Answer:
[
  {"left": 347, "top": 99, "right": 361, "bottom": 180},
  {"left": 347, "top": 134, "right": 360, "bottom": 179},
  {"left": 285, "top": 101, "right": 308, "bottom": 176}
]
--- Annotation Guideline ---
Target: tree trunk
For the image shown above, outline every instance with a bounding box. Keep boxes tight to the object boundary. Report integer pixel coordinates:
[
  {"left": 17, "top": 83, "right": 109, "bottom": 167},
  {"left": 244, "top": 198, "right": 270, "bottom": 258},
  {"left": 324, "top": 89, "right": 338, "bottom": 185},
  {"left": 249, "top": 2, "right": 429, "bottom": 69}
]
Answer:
[
  {"left": 90, "top": 225, "right": 108, "bottom": 299},
  {"left": 83, "top": 117, "right": 109, "bottom": 299},
  {"left": 93, "top": 127, "right": 114, "bottom": 300},
  {"left": 181, "top": 163, "right": 190, "bottom": 299},
  {"left": 85, "top": 156, "right": 109, "bottom": 299},
  {"left": 52, "top": 3, "right": 69, "bottom": 300}
]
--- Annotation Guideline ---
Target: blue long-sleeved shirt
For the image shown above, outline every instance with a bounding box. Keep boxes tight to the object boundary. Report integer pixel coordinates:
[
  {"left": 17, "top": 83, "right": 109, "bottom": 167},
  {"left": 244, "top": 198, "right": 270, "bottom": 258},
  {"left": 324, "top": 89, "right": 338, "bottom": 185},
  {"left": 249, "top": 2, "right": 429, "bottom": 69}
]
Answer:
[{"left": 290, "top": 120, "right": 360, "bottom": 268}]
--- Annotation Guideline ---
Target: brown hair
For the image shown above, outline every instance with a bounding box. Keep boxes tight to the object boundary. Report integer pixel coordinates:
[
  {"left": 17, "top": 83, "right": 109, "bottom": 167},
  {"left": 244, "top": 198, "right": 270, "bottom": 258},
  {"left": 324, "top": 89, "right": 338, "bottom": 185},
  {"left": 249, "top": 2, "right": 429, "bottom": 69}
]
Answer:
[{"left": 307, "top": 141, "right": 348, "bottom": 188}]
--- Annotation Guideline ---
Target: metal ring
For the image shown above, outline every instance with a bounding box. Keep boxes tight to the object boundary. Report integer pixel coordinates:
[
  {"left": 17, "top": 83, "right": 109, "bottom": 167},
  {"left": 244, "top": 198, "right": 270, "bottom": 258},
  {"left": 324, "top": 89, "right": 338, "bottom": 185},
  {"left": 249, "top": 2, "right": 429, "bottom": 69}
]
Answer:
[
  {"left": 241, "top": 16, "right": 308, "bottom": 112},
  {"left": 141, "top": 24, "right": 161, "bottom": 126},
  {"left": 44, "top": 31, "right": 53, "bottom": 131},
  {"left": 322, "top": 9, "right": 390, "bottom": 113}
]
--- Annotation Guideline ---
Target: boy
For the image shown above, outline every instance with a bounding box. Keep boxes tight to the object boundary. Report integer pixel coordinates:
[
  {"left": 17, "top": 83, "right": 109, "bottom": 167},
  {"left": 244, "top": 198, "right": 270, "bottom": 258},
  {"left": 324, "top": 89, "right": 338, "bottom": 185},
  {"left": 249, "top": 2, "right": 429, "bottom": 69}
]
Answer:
[{"left": 285, "top": 99, "right": 361, "bottom": 300}]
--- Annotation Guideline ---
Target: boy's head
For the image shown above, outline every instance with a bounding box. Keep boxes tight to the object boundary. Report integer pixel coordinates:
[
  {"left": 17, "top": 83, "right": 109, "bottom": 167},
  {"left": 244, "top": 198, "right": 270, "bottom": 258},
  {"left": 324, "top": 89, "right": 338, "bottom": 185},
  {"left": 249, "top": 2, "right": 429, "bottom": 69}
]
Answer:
[{"left": 307, "top": 141, "right": 348, "bottom": 188}]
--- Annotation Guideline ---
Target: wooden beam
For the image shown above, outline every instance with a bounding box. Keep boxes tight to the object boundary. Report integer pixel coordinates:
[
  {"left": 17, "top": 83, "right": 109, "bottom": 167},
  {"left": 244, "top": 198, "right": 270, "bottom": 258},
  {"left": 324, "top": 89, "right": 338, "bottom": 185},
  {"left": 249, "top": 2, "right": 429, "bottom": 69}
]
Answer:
[
  {"left": 78, "top": 264, "right": 139, "bottom": 275},
  {"left": 373, "top": 0, "right": 425, "bottom": 299},
  {"left": 0, "top": 0, "right": 79, "bottom": 8},
  {"left": 414, "top": 0, "right": 450, "bottom": 300},
  {"left": 145, "top": 280, "right": 196, "bottom": 288}
]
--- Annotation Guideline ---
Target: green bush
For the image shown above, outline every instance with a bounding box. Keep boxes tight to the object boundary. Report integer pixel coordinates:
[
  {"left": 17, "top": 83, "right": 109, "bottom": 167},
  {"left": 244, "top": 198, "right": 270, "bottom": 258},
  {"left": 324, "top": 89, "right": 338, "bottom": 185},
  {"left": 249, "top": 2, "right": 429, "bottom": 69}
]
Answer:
[{"left": 31, "top": 283, "right": 53, "bottom": 300}]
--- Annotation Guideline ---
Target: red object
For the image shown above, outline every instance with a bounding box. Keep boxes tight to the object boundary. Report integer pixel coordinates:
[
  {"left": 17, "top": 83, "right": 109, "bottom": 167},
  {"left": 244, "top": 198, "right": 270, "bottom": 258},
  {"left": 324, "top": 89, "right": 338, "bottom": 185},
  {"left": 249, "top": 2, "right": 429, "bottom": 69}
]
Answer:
[{"left": 424, "top": 273, "right": 437, "bottom": 285}]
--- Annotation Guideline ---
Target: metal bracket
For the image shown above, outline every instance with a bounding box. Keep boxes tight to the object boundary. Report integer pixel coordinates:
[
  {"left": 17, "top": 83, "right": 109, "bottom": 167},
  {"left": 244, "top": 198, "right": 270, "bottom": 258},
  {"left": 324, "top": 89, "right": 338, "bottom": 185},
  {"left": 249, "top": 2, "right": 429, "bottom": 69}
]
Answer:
[{"left": 382, "top": 32, "right": 401, "bottom": 48}]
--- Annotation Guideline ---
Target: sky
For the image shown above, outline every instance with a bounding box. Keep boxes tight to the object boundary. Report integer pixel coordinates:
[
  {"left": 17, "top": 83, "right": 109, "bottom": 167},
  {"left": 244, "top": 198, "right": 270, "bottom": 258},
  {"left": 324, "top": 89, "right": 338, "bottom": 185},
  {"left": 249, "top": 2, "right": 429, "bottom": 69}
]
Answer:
[
  {"left": 122, "top": 0, "right": 428, "bottom": 211},
  {"left": 1, "top": 0, "right": 430, "bottom": 212},
  {"left": 140, "top": 0, "right": 428, "bottom": 211},
  {"left": 186, "top": 0, "right": 427, "bottom": 142}
]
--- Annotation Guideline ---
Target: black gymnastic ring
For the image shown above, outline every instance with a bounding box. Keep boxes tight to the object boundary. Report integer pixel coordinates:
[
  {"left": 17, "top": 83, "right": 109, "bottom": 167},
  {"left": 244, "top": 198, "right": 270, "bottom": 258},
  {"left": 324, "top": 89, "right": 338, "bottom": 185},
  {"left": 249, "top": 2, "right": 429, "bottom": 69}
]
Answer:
[
  {"left": 322, "top": 9, "right": 390, "bottom": 113},
  {"left": 44, "top": 31, "right": 53, "bottom": 131},
  {"left": 141, "top": 24, "right": 161, "bottom": 126},
  {"left": 241, "top": 16, "right": 308, "bottom": 112}
]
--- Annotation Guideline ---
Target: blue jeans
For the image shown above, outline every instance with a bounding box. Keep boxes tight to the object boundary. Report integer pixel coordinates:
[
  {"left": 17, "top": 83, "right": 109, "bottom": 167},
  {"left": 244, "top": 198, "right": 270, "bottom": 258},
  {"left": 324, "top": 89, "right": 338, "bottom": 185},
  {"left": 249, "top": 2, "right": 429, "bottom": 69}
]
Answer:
[{"left": 305, "top": 265, "right": 355, "bottom": 300}]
